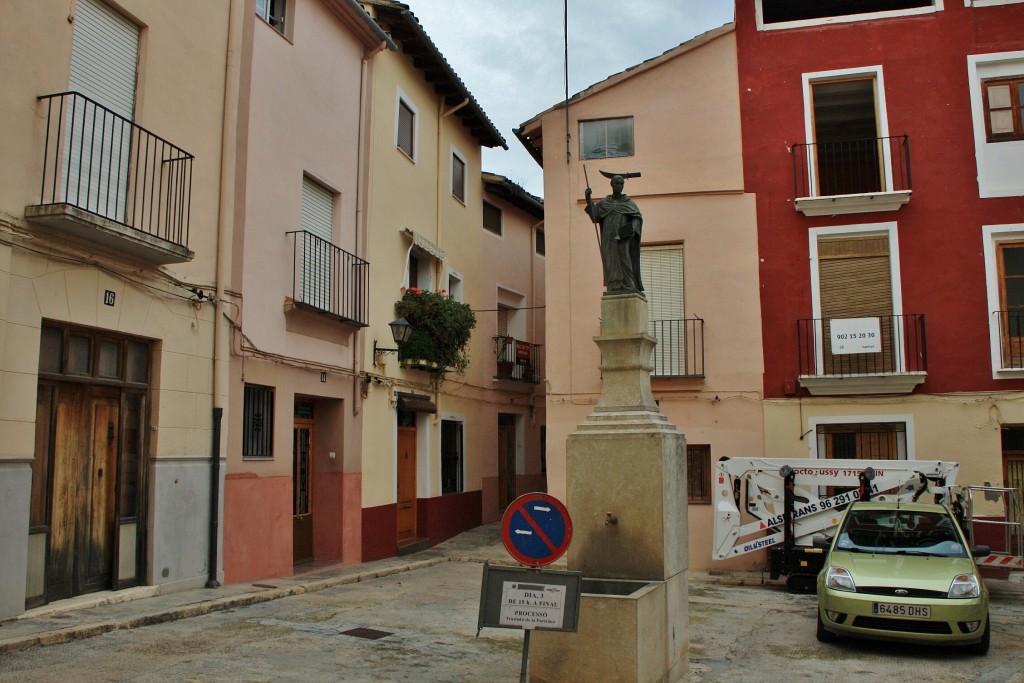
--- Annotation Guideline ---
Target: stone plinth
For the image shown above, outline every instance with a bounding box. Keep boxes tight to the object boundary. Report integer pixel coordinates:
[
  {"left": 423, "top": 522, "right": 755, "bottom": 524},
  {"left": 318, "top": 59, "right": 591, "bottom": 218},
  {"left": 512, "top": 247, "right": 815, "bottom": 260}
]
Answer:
[{"left": 531, "top": 294, "right": 689, "bottom": 683}]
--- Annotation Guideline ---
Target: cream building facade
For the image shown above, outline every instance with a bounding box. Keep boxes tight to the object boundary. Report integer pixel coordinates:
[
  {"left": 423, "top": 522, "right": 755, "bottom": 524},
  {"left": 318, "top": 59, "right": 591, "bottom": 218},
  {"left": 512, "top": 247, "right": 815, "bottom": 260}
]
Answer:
[
  {"left": 0, "top": 0, "right": 236, "bottom": 617},
  {"left": 517, "top": 24, "right": 766, "bottom": 572}
]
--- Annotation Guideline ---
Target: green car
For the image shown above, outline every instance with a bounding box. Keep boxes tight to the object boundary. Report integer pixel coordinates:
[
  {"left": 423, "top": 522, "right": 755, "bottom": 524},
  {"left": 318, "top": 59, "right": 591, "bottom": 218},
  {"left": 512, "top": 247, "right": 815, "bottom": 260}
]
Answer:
[{"left": 816, "top": 501, "right": 990, "bottom": 655}]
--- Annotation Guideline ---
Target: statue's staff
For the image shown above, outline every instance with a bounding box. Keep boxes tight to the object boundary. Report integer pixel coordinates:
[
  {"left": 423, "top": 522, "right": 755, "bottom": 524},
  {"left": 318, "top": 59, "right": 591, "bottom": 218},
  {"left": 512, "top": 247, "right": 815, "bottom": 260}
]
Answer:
[{"left": 583, "top": 165, "right": 600, "bottom": 251}]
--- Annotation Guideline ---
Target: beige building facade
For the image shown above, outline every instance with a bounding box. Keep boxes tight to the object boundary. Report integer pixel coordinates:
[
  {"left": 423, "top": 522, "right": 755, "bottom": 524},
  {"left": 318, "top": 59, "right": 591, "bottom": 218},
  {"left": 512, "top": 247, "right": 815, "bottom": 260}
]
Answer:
[
  {"left": 517, "top": 25, "right": 766, "bottom": 572},
  {"left": 0, "top": 0, "right": 235, "bottom": 617}
]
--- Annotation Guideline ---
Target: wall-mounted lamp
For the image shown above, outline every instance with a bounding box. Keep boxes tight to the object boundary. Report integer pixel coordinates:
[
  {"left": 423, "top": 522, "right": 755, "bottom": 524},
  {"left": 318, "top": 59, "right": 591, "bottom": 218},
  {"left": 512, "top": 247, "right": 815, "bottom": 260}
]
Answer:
[{"left": 373, "top": 318, "right": 413, "bottom": 366}]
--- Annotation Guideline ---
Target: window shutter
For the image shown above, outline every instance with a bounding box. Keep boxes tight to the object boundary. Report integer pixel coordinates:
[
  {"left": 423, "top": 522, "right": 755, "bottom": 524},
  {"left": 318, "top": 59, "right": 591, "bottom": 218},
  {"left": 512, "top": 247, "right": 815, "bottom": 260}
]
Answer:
[
  {"left": 640, "top": 246, "right": 685, "bottom": 375},
  {"left": 452, "top": 155, "right": 466, "bottom": 201},
  {"left": 300, "top": 178, "right": 334, "bottom": 308},
  {"left": 70, "top": 0, "right": 139, "bottom": 118},
  {"left": 397, "top": 101, "right": 414, "bottom": 156}
]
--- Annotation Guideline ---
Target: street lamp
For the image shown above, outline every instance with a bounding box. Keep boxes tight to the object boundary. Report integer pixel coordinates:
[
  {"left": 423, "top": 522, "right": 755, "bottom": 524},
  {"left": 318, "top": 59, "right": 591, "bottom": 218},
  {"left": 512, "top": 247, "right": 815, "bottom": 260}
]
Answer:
[{"left": 373, "top": 318, "right": 413, "bottom": 366}]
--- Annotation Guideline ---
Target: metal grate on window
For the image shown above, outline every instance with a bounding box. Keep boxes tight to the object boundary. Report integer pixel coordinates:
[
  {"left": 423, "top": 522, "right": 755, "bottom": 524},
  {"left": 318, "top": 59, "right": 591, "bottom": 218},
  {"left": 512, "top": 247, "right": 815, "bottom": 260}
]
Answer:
[{"left": 244, "top": 384, "right": 275, "bottom": 458}]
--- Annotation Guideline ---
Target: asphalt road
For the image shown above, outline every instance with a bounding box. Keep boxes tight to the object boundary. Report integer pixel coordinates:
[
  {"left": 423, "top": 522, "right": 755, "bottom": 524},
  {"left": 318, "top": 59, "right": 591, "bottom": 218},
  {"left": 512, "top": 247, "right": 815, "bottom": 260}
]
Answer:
[{"left": 1, "top": 563, "right": 1021, "bottom": 682}]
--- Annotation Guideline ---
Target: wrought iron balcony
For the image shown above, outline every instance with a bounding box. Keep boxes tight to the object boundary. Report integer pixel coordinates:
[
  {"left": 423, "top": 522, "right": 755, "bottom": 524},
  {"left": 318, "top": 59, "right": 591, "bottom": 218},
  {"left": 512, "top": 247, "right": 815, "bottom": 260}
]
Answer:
[
  {"left": 650, "top": 318, "right": 705, "bottom": 378},
  {"left": 994, "top": 310, "right": 1024, "bottom": 370},
  {"left": 791, "top": 135, "right": 912, "bottom": 216},
  {"left": 25, "top": 92, "right": 194, "bottom": 264},
  {"left": 287, "top": 230, "right": 368, "bottom": 326},
  {"left": 494, "top": 336, "right": 542, "bottom": 383},
  {"left": 797, "top": 314, "right": 927, "bottom": 395}
]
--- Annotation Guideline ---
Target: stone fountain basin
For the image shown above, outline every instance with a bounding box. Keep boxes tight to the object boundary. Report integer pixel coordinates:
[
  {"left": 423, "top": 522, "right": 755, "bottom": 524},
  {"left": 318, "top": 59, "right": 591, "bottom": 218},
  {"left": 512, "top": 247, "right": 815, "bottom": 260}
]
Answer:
[{"left": 581, "top": 577, "right": 653, "bottom": 596}]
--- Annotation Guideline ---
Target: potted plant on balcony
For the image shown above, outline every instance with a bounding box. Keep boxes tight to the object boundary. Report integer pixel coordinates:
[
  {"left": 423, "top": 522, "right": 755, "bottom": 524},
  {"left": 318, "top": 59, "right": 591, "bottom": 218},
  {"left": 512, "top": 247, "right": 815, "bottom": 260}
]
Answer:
[{"left": 394, "top": 287, "right": 476, "bottom": 378}]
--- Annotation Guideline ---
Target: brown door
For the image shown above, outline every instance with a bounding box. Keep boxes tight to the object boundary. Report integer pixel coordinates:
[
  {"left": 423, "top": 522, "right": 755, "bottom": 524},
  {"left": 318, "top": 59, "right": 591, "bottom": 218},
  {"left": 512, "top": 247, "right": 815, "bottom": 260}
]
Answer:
[
  {"left": 498, "top": 417, "right": 516, "bottom": 511},
  {"left": 293, "top": 418, "right": 314, "bottom": 565},
  {"left": 48, "top": 384, "right": 120, "bottom": 600},
  {"left": 397, "top": 425, "right": 417, "bottom": 544}
]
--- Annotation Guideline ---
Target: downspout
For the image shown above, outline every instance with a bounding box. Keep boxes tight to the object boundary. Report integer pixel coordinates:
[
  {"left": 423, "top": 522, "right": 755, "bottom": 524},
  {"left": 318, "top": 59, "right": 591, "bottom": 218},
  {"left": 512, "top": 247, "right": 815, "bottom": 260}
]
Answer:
[{"left": 208, "top": 0, "right": 243, "bottom": 589}]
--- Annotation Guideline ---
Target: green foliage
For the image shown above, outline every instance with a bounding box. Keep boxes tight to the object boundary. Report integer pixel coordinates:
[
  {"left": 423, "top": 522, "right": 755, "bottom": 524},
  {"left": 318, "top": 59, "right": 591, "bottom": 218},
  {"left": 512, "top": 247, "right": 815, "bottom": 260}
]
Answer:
[{"left": 394, "top": 288, "right": 476, "bottom": 376}]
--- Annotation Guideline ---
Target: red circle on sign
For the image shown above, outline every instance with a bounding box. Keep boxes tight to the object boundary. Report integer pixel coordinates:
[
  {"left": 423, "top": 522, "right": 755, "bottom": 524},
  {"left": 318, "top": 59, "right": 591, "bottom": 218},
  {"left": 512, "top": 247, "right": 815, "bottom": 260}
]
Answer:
[{"left": 501, "top": 492, "right": 573, "bottom": 567}]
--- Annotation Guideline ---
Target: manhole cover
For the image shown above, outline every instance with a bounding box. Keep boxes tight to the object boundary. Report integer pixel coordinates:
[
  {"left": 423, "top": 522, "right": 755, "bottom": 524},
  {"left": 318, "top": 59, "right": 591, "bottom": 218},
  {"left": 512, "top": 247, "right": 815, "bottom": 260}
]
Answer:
[{"left": 340, "top": 627, "right": 392, "bottom": 640}]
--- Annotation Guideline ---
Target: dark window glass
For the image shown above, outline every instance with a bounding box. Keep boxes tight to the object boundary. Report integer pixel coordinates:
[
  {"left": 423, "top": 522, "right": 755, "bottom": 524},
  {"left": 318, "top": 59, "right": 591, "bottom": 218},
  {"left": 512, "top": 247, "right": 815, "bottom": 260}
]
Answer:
[
  {"left": 39, "top": 326, "right": 63, "bottom": 374},
  {"left": 536, "top": 229, "right": 545, "bottom": 256},
  {"left": 483, "top": 202, "right": 502, "bottom": 235},
  {"left": 397, "top": 101, "right": 415, "bottom": 157},
  {"left": 68, "top": 334, "right": 91, "bottom": 375},
  {"left": 97, "top": 339, "right": 120, "bottom": 379},
  {"left": 126, "top": 341, "right": 148, "bottom": 384},
  {"left": 580, "top": 117, "right": 634, "bottom": 160},
  {"left": 452, "top": 155, "right": 466, "bottom": 202},
  {"left": 687, "top": 445, "right": 711, "bottom": 504},
  {"left": 763, "top": 0, "right": 933, "bottom": 24},
  {"left": 441, "top": 420, "right": 464, "bottom": 495}
]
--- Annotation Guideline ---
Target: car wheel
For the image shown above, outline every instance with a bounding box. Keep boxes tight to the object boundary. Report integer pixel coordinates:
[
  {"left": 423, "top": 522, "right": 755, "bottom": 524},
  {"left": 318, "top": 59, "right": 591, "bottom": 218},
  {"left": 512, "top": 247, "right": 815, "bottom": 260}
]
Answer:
[
  {"left": 816, "top": 610, "right": 837, "bottom": 643},
  {"left": 965, "top": 613, "right": 990, "bottom": 656}
]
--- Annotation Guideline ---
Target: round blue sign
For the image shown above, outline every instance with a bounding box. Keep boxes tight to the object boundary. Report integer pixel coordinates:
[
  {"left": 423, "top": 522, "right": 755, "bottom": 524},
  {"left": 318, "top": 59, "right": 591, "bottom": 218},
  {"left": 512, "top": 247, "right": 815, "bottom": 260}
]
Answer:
[{"left": 501, "top": 493, "right": 573, "bottom": 567}]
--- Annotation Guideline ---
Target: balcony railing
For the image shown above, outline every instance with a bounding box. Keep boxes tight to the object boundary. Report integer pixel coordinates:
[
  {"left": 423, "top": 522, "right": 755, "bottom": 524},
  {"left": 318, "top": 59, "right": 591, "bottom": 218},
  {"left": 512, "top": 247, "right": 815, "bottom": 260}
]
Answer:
[
  {"left": 995, "top": 310, "right": 1024, "bottom": 369},
  {"left": 287, "top": 230, "right": 368, "bottom": 326},
  {"left": 494, "top": 336, "right": 542, "bottom": 383},
  {"left": 33, "top": 92, "right": 193, "bottom": 250},
  {"left": 798, "top": 314, "right": 927, "bottom": 378},
  {"left": 791, "top": 135, "right": 911, "bottom": 215},
  {"left": 650, "top": 318, "right": 705, "bottom": 378}
]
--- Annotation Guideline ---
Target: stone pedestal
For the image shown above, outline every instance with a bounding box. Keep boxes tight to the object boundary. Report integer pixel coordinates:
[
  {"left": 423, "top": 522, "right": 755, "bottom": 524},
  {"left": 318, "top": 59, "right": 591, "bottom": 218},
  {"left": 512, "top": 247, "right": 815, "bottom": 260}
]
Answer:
[{"left": 531, "top": 294, "right": 688, "bottom": 683}]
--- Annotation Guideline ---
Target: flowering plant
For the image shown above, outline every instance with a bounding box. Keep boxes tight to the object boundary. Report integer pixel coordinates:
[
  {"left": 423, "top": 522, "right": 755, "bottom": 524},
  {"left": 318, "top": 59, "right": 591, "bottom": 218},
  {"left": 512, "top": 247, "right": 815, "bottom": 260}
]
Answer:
[{"left": 394, "top": 287, "right": 476, "bottom": 375}]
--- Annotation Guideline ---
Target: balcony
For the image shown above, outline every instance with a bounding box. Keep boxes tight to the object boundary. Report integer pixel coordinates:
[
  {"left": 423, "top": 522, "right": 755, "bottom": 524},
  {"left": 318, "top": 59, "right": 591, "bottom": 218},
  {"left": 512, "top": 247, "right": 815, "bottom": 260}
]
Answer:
[
  {"left": 494, "top": 336, "right": 542, "bottom": 384},
  {"left": 286, "top": 230, "right": 368, "bottom": 327},
  {"left": 25, "top": 92, "right": 194, "bottom": 264},
  {"left": 792, "top": 135, "right": 912, "bottom": 216},
  {"left": 650, "top": 318, "right": 705, "bottom": 378},
  {"left": 797, "top": 314, "right": 927, "bottom": 395}
]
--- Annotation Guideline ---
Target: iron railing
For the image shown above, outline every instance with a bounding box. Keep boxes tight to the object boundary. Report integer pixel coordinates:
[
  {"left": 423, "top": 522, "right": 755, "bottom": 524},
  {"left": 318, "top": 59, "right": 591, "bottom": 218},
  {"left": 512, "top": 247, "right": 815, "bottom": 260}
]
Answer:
[
  {"left": 797, "top": 314, "right": 927, "bottom": 377},
  {"left": 494, "top": 336, "right": 542, "bottom": 383},
  {"left": 650, "top": 318, "right": 705, "bottom": 378},
  {"left": 287, "top": 230, "right": 368, "bottom": 326},
  {"left": 792, "top": 135, "right": 911, "bottom": 199},
  {"left": 995, "top": 310, "right": 1024, "bottom": 369},
  {"left": 35, "top": 92, "right": 193, "bottom": 248}
]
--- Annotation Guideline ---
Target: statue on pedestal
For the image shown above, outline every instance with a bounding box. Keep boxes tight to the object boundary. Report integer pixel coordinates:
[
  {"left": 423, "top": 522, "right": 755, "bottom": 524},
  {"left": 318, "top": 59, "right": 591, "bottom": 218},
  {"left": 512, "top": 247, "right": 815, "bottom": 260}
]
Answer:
[{"left": 584, "top": 170, "right": 644, "bottom": 294}]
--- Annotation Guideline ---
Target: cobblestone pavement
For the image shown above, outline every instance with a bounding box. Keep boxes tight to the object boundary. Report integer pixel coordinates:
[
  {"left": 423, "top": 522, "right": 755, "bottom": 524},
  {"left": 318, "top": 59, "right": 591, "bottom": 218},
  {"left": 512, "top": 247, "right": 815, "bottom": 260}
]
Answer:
[{"left": 1, "top": 523, "right": 1021, "bottom": 682}]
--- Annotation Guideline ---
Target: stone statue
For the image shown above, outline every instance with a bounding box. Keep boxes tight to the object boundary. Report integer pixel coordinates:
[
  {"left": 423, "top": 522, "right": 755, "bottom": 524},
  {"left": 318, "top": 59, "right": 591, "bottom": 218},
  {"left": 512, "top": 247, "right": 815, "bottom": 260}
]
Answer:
[{"left": 584, "top": 171, "right": 644, "bottom": 294}]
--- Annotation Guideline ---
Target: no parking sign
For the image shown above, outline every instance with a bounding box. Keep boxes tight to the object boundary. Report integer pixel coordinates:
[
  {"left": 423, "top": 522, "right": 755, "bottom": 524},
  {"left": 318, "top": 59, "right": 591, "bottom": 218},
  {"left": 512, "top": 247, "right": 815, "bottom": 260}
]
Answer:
[{"left": 501, "top": 493, "right": 573, "bottom": 567}]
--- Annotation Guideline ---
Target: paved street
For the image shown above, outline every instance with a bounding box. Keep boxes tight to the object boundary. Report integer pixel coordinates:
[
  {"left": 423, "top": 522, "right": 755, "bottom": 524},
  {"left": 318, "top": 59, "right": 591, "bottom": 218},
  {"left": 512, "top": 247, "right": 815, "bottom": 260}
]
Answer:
[{"left": 1, "top": 524, "right": 1022, "bottom": 682}]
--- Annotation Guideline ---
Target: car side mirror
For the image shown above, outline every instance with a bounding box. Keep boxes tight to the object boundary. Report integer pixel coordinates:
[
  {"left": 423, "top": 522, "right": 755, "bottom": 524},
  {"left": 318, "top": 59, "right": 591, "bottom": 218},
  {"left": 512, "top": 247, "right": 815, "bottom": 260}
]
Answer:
[
  {"left": 971, "top": 545, "right": 990, "bottom": 558},
  {"left": 813, "top": 535, "right": 832, "bottom": 550}
]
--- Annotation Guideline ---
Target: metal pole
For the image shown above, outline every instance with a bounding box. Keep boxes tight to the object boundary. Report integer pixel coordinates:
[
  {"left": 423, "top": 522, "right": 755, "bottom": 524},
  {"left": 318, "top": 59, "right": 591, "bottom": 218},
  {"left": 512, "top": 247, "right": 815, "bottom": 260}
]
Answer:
[{"left": 520, "top": 628, "right": 531, "bottom": 683}]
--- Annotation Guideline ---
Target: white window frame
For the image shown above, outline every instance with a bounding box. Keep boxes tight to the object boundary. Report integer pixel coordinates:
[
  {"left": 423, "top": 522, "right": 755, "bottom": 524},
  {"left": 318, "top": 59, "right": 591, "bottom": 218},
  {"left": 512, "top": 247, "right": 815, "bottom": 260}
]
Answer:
[
  {"left": 395, "top": 88, "right": 419, "bottom": 162},
  {"left": 966, "top": 0, "right": 1024, "bottom": 7},
  {"left": 447, "top": 269, "right": 464, "bottom": 302},
  {"left": 497, "top": 286, "right": 527, "bottom": 341},
  {"left": 756, "top": 0, "right": 943, "bottom": 31},
  {"left": 450, "top": 146, "right": 467, "bottom": 204},
  {"left": 982, "top": 223, "right": 1024, "bottom": 377},
  {"left": 802, "top": 66, "right": 894, "bottom": 198},
  {"left": 256, "top": 0, "right": 291, "bottom": 38},
  {"left": 807, "top": 414, "right": 916, "bottom": 460},
  {"left": 968, "top": 52, "right": 1024, "bottom": 198},
  {"left": 808, "top": 222, "right": 905, "bottom": 375}
]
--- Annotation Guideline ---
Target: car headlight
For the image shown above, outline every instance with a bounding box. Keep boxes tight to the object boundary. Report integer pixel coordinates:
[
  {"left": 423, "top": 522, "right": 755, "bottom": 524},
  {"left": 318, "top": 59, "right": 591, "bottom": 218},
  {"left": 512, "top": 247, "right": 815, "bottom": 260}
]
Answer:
[
  {"left": 825, "top": 566, "right": 857, "bottom": 592},
  {"left": 948, "top": 573, "right": 981, "bottom": 599}
]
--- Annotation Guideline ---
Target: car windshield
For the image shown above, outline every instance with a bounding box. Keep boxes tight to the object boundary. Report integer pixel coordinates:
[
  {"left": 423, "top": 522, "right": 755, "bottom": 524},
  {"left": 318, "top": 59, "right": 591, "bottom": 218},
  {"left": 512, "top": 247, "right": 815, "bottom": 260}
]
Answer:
[{"left": 834, "top": 508, "right": 968, "bottom": 557}]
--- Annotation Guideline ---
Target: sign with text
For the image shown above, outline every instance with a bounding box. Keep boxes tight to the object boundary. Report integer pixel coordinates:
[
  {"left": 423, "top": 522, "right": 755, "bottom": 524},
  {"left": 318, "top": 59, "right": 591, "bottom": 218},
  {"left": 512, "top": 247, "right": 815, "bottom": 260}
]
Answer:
[
  {"left": 830, "top": 317, "right": 881, "bottom": 355},
  {"left": 478, "top": 564, "right": 582, "bottom": 633}
]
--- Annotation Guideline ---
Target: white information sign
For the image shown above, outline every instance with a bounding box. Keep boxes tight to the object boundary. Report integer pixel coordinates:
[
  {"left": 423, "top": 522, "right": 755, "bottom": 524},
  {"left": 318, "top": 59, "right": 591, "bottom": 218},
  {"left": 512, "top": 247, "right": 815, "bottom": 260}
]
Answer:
[
  {"left": 499, "top": 581, "right": 567, "bottom": 630},
  {"left": 830, "top": 317, "right": 881, "bottom": 355}
]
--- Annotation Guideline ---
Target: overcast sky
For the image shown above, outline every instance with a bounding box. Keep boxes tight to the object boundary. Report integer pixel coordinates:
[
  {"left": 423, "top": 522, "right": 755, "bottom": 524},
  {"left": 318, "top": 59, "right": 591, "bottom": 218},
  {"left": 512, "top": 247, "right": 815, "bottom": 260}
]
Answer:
[{"left": 408, "top": 1, "right": 736, "bottom": 197}]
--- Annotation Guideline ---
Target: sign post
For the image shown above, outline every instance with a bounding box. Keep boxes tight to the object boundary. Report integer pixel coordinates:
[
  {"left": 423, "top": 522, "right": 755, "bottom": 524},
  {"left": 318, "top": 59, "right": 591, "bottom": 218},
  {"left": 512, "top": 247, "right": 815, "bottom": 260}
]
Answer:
[{"left": 478, "top": 493, "right": 579, "bottom": 683}]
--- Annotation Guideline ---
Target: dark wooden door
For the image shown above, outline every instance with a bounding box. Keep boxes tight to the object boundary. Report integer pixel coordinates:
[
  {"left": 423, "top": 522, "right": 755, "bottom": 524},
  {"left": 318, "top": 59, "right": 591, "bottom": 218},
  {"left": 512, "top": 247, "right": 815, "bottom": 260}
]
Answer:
[
  {"left": 397, "top": 426, "right": 417, "bottom": 544},
  {"left": 48, "top": 385, "right": 119, "bottom": 600},
  {"left": 293, "top": 419, "right": 314, "bottom": 565}
]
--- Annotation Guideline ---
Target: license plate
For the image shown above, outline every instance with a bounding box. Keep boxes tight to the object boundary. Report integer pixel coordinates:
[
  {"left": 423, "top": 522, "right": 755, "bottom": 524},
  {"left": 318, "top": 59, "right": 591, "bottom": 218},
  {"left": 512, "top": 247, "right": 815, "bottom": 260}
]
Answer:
[{"left": 872, "top": 602, "right": 931, "bottom": 619}]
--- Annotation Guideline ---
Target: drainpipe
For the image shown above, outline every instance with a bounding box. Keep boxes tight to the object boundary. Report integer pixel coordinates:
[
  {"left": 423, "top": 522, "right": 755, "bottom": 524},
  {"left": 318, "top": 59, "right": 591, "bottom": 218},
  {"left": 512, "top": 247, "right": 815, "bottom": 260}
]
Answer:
[{"left": 207, "top": 0, "right": 243, "bottom": 589}]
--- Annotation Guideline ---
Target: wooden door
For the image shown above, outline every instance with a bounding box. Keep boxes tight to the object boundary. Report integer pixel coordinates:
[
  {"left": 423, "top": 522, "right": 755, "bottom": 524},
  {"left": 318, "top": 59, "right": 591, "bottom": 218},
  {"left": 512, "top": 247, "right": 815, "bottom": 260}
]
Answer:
[
  {"left": 397, "top": 426, "right": 417, "bottom": 544},
  {"left": 292, "top": 419, "right": 314, "bottom": 565},
  {"left": 48, "top": 384, "right": 119, "bottom": 600},
  {"left": 498, "top": 421, "right": 516, "bottom": 511}
]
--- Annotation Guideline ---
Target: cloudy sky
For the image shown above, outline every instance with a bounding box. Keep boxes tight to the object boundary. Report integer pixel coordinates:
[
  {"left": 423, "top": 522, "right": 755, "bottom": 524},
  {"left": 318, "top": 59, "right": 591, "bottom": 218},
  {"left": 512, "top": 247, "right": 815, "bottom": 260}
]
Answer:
[{"left": 408, "top": 1, "right": 736, "bottom": 197}]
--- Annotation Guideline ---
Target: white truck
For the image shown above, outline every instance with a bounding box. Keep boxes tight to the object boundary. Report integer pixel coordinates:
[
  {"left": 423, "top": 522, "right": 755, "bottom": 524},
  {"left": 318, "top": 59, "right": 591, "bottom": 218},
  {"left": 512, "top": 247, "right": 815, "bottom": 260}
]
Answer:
[{"left": 712, "top": 457, "right": 1022, "bottom": 592}]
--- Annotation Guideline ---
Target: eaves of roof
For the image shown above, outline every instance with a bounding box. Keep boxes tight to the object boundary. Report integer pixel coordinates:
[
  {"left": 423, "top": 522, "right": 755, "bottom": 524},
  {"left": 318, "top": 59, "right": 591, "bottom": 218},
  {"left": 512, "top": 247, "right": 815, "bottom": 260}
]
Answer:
[
  {"left": 482, "top": 172, "right": 544, "bottom": 219},
  {"left": 514, "top": 22, "right": 736, "bottom": 168},
  {"left": 365, "top": 0, "right": 508, "bottom": 150},
  {"left": 323, "top": 0, "right": 397, "bottom": 53}
]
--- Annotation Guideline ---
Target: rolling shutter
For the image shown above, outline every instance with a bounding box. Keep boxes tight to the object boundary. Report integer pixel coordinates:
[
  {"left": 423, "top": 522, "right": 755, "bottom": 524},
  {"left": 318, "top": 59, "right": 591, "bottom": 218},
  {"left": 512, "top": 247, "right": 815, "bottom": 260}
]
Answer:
[
  {"left": 299, "top": 178, "right": 334, "bottom": 309},
  {"left": 640, "top": 246, "right": 685, "bottom": 375},
  {"left": 70, "top": 0, "right": 138, "bottom": 118}
]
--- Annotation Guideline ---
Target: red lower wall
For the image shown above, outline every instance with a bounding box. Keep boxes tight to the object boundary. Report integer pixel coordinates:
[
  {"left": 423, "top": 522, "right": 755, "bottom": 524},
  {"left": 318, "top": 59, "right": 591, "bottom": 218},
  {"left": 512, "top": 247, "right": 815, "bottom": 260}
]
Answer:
[
  {"left": 223, "top": 473, "right": 292, "bottom": 584},
  {"left": 361, "top": 491, "right": 483, "bottom": 561}
]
